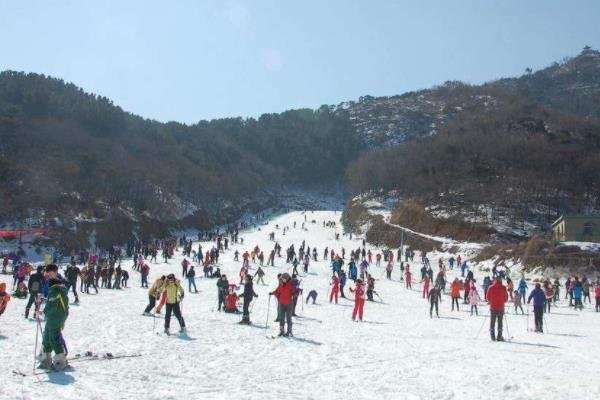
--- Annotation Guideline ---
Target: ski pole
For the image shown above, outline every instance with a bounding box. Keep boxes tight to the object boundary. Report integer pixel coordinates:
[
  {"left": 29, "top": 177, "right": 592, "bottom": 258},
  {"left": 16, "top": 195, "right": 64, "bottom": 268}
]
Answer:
[
  {"left": 475, "top": 313, "right": 487, "bottom": 339},
  {"left": 526, "top": 304, "right": 529, "bottom": 332},
  {"left": 504, "top": 313, "right": 510, "bottom": 339},
  {"left": 152, "top": 312, "right": 157, "bottom": 334},
  {"left": 33, "top": 315, "right": 41, "bottom": 373},
  {"left": 265, "top": 295, "right": 272, "bottom": 329}
]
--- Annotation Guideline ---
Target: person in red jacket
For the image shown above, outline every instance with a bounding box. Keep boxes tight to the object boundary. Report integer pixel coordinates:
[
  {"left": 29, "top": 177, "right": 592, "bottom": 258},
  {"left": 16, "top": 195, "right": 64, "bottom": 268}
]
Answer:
[
  {"left": 329, "top": 275, "right": 340, "bottom": 304},
  {"left": 270, "top": 273, "right": 296, "bottom": 336},
  {"left": 487, "top": 276, "right": 508, "bottom": 341},
  {"left": 349, "top": 278, "right": 366, "bottom": 321}
]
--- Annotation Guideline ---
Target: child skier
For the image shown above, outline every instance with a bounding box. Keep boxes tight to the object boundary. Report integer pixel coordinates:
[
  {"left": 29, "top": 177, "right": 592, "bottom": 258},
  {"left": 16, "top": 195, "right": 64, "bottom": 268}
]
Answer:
[
  {"left": 469, "top": 288, "right": 480, "bottom": 316},
  {"left": 513, "top": 290, "right": 524, "bottom": 314}
]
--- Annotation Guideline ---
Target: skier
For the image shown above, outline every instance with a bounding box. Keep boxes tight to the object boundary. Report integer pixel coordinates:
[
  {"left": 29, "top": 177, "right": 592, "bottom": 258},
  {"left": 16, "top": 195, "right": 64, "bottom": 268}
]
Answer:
[
  {"left": 240, "top": 275, "right": 258, "bottom": 324},
  {"left": 595, "top": 283, "right": 600, "bottom": 312},
  {"left": 405, "top": 266, "right": 412, "bottom": 289},
  {"left": 428, "top": 286, "right": 441, "bottom": 318},
  {"left": 181, "top": 258, "right": 189, "bottom": 278},
  {"left": 305, "top": 289, "right": 318, "bottom": 304},
  {"left": 339, "top": 269, "right": 347, "bottom": 298},
  {"left": 225, "top": 285, "right": 240, "bottom": 313},
  {"left": 254, "top": 266, "right": 266, "bottom": 285},
  {"left": 544, "top": 283, "right": 554, "bottom": 313},
  {"left": 348, "top": 260, "right": 357, "bottom": 281},
  {"left": 161, "top": 274, "right": 186, "bottom": 335},
  {"left": 385, "top": 260, "right": 393, "bottom": 280},
  {"left": 469, "top": 288, "right": 480, "bottom": 316},
  {"left": 143, "top": 276, "right": 165, "bottom": 315},
  {"left": 65, "top": 264, "right": 80, "bottom": 304},
  {"left": 349, "top": 278, "right": 366, "bottom": 321},
  {"left": 0, "top": 281, "right": 11, "bottom": 319},
  {"left": 187, "top": 265, "right": 198, "bottom": 293},
  {"left": 572, "top": 278, "right": 583, "bottom": 310},
  {"left": 216, "top": 275, "right": 229, "bottom": 311},
  {"left": 270, "top": 272, "right": 296, "bottom": 336},
  {"left": 518, "top": 278, "right": 528, "bottom": 303},
  {"left": 330, "top": 274, "right": 339, "bottom": 304},
  {"left": 450, "top": 278, "right": 461, "bottom": 311},
  {"left": 513, "top": 290, "right": 524, "bottom": 314},
  {"left": 487, "top": 277, "right": 508, "bottom": 341},
  {"left": 422, "top": 275, "right": 430, "bottom": 298},
  {"left": 39, "top": 264, "right": 69, "bottom": 370},
  {"left": 366, "top": 274, "right": 375, "bottom": 301},
  {"left": 25, "top": 265, "right": 44, "bottom": 319},
  {"left": 528, "top": 283, "right": 546, "bottom": 333},
  {"left": 141, "top": 263, "right": 150, "bottom": 288}
]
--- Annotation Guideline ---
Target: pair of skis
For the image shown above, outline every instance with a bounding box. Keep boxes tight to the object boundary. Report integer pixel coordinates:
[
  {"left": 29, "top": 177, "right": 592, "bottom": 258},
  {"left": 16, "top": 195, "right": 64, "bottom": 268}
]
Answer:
[{"left": 12, "top": 352, "right": 142, "bottom": 377}]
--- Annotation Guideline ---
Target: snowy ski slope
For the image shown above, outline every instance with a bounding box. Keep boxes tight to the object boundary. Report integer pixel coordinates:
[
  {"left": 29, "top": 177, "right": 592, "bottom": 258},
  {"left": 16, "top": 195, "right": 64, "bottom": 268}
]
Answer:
[{"left": 1, "top": 211, "right": 598, "bottom": 400}]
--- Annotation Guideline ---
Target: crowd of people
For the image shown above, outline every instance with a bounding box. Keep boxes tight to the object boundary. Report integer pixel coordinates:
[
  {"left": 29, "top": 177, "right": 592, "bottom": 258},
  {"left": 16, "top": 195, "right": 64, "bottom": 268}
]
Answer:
[{"left": 1, "top": 212, "right": 600, "bottom": 371}]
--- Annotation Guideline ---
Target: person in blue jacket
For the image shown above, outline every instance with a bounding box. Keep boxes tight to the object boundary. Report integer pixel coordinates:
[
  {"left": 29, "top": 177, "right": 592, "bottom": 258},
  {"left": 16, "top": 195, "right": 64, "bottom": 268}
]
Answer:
[
  {"left": 527, "top": 283, "right": 546, "bottom": 333},
  {"left": 348, "top": 260, "right": 357, "bottom": 281},
  {"left": 572, "top": 278, "right": 584, "bottom": 310},
  {"left": 339, "top": 269, "right": 347, "bottom": 298},
  {"left": 518, "top": 279, "right": 528, "bottom": 303}
]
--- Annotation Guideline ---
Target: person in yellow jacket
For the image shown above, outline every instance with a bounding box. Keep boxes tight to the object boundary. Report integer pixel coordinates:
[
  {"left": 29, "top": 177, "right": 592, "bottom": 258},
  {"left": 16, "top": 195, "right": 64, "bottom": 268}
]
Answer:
[
  {"left": 143, "top": 276, "right": 165, "bottom": 316},
  {"left": 160, "top": 274, "right": 186, "bottom": 335}
]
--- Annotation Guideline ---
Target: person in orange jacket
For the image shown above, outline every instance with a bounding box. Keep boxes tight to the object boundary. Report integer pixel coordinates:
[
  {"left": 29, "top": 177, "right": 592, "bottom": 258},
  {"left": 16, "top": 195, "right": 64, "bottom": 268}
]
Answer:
[
  {"left": 450, "top": 278, "right": 461, "bottom": 311},
  {"left": 0, "top": 281, "right": 11, "bottom": 318}
]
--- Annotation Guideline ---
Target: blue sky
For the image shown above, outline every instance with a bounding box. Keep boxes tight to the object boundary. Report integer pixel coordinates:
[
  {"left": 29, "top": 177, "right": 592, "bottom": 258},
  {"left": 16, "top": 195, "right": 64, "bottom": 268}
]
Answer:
[{"left": 1, "top": 0, "right": 599, "bottom": 123}]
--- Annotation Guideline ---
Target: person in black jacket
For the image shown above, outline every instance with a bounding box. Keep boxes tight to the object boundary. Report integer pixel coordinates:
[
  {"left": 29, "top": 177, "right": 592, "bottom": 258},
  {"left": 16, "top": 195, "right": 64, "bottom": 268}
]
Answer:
[
  {"left": 25, "top": 265, "right": 44, "bottom": 318},
  {"left": 65, "top": 264, "right": 80, "bottom": 303},
  {"left": 216, "top": 275, "right": 229, "bottom": 311},
  {"left": 239, "top": 274, "right": 258, "bottom": 324}
]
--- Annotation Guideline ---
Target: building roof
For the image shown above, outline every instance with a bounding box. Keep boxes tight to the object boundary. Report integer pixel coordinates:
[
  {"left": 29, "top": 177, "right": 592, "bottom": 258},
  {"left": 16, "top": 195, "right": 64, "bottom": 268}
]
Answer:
[{"left": 552, "top": 214, "right": 600, "bottom": 227}]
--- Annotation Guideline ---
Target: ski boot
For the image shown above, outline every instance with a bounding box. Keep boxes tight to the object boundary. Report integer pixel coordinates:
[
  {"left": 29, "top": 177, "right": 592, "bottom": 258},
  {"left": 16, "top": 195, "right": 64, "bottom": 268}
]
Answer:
[
  {"left": 164, "top": 328, "right": 170, "bottom": 335},
  {"left": 179, "top": 327, "right": 187, "bottom": 334},
  {"left": 53, "top": 353, "right": 68, "bottom": 371},
  {"left": 37, "top": 352, "right": 53, "bottom": 370}
]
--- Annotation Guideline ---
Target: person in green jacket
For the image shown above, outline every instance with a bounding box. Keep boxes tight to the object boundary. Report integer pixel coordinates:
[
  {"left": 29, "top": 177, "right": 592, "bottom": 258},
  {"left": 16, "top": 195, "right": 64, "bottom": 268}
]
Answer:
[{"left": 40, "top": 264, "right": 69, "bottom": 370}]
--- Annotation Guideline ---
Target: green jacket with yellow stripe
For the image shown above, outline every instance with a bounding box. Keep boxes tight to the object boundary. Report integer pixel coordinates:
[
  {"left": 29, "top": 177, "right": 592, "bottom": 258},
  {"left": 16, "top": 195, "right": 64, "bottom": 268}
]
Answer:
[{"left": 44, "top": 282, "right": 69, "bottom": 326}]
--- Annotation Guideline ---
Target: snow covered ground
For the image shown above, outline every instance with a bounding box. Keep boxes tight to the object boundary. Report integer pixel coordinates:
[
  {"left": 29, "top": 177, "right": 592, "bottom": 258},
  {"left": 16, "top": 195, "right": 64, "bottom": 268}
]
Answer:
[{"left": 1, "top": 211, "right": 599, "bottom": 400}]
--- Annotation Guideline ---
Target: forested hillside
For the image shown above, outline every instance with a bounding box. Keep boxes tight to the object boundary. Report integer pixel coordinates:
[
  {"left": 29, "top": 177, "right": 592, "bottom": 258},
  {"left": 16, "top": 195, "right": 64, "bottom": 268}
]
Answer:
[
  {"left": 2, "top": 48, "right": 600, "bottom": 246},
  {"left": 0, "top": 71, "right": 362, "bottom": 229},
  {"left": 344, "top": 48, "right": 600, "bottom": 232}
]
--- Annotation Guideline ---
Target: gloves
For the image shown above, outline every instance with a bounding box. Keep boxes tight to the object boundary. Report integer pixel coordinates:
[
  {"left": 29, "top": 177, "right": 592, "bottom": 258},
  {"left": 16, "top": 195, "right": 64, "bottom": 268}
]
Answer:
[
  {"left": 254, "top": 294, "right": 258, "bottom": 298},
  {"left": 269, "top": 293, "right": 273, "bottom": 296}
]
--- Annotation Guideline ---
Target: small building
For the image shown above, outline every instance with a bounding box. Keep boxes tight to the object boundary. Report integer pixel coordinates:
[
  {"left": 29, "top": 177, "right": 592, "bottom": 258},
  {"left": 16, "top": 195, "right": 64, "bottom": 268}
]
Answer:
[{"left": 552, "top": 214, "right": 600, "bottom": 242}]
